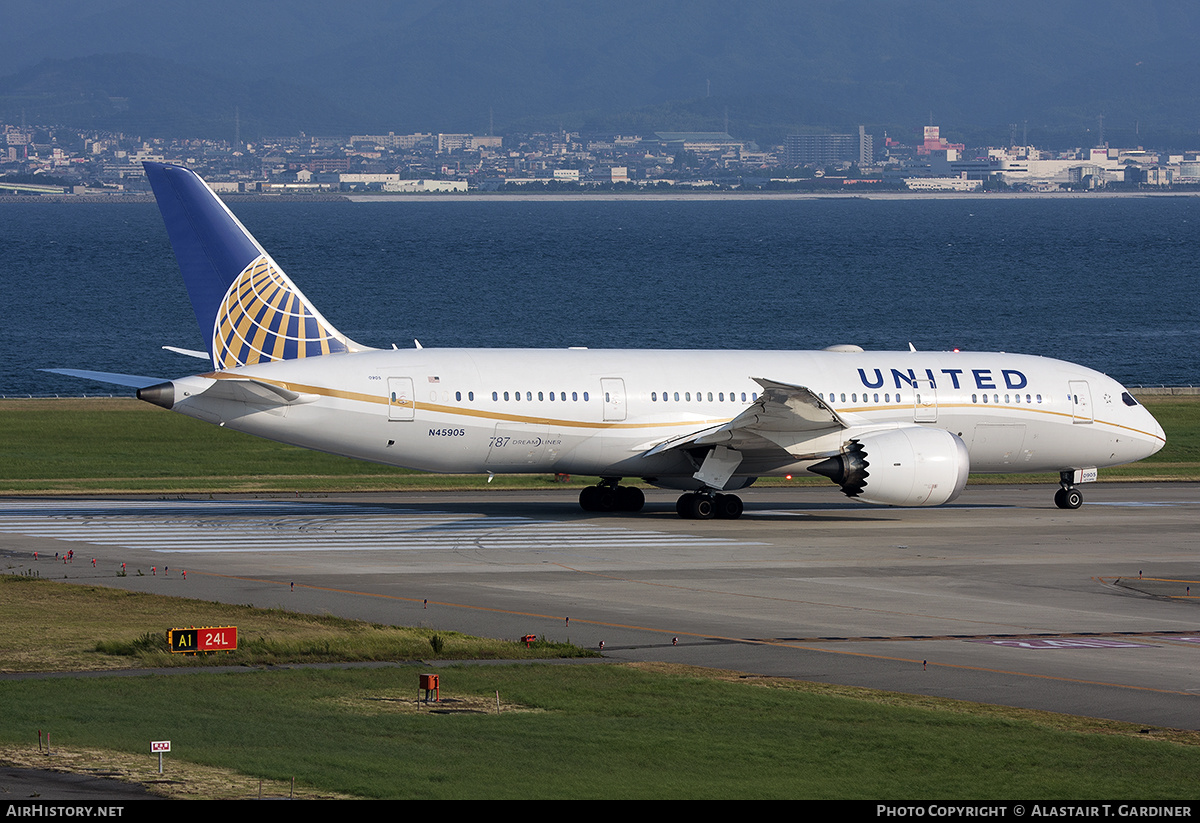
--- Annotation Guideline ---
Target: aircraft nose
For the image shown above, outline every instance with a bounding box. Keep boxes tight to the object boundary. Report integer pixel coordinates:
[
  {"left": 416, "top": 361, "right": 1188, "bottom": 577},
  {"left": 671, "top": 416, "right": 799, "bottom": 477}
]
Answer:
[{"left": 1133, "top": 404, "right": 1166, "bottom": 459}]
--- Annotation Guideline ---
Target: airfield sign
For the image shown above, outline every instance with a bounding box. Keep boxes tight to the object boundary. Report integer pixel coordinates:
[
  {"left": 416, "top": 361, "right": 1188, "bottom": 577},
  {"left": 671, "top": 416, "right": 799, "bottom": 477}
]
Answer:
[{"left": 167, "top": 626, "right": 238, "bottom": 653}]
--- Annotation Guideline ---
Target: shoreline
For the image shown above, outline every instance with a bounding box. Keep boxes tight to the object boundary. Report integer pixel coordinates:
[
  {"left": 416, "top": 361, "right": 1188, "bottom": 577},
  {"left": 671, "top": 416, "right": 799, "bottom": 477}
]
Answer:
[{"left": 4, "top": 189, "right": 1200, "bottom": 204}]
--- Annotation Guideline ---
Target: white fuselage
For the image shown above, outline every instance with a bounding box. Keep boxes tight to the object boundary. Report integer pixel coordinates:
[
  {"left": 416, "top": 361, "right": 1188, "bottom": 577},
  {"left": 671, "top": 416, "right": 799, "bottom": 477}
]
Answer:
[{"left": 164, "top": 347, "right": 1166, "bottom": 486}]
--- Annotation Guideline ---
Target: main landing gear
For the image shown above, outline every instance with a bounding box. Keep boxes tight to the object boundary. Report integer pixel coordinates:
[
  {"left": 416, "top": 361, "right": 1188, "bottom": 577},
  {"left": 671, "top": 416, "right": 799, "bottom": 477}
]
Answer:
[
  {"left": 676, "top": 492, "right": 744, "bottom": 520},
  {"left": 577, "top": 478, "right": 745, "bottom": 519},
  {"left": 1054, "top": 471, "right": 1084, "bottom": 509},
  {"left": 579, "top": 479, "right": 644, "bottom": 513}
]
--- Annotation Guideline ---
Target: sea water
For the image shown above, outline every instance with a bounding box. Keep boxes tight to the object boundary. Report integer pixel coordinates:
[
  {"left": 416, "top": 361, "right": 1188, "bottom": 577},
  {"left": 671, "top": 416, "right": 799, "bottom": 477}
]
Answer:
[{"left": 2, "top": 195, "right": 1197, "bottom": 396}]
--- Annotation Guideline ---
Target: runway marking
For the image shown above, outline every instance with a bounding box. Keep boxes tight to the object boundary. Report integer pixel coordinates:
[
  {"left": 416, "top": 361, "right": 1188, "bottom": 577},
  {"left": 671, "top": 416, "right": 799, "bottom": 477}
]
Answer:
[
  {"left": 190, "top": 570, "right": 1200, "bottom": 701},
  {"left": 549, "top": 563, "right": 1056, "bottom": 633},
  {"left": 0, "top": 499, "right": 763, "bottom": 555},
  {"left": 970, "top": 638, "right": 1154, "bottom": 649}
]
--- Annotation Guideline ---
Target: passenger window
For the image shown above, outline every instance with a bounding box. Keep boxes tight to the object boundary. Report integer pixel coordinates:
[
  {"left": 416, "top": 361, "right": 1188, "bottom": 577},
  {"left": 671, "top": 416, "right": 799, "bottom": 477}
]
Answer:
[
  {"left": 583, "top": 392, "right": 589, "bottom": 401},
  {"left": 455, "top": 391, "right": 461, "bottom": 401},
  {"left": 538, "top": 391, "right": 544, "bottom": 401}
]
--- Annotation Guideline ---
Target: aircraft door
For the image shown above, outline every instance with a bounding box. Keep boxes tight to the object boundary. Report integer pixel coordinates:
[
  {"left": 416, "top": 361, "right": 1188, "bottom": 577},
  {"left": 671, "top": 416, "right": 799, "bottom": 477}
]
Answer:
[
  {"left": 387, "top": 377, "right": 415, "bottom": 421},
  {"left": 601, "top": 378, "right": 626, "bottom": 422},
  {"left": 1069, "top": 380, "right": 1093, "bottom": 424},
  {"left": 913, "top": 378, "right": 937, "bottom": 423}
]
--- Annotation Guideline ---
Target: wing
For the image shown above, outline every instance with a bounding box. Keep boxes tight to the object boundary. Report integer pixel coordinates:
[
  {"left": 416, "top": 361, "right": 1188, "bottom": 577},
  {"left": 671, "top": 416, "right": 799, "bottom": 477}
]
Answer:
[
  {"left": 644, "top": 378, "right": 849, "bottom": 457},
  {"left": 641, "top": 378, "right": 855, "bottom": 487}
]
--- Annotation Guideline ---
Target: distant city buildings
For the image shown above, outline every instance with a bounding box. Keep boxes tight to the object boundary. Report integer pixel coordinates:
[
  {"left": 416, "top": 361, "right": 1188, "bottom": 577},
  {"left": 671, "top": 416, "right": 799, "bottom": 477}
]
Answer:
[
  {"left": 785, "top": 126, "right": 873, "bottom": 167},
  {"left": 2, "top": 119, "right": 1198, "bottom": 195}
]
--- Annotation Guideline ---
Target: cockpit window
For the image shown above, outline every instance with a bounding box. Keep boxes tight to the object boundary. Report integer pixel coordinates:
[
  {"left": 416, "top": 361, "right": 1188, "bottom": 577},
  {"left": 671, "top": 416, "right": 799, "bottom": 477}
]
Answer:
[{"left": 1121, "top": 391, "right": 1139, "bottom": 407}]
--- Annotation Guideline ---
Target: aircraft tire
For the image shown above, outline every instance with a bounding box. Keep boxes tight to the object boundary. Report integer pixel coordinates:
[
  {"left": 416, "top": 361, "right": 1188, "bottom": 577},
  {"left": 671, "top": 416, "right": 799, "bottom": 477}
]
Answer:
[
  {"left": 676, "top": 493, "right": 695, "bottom": 518},
  {"left": 1054, "top": 487, "right": 1084, "bottom": 509},
  {"left": 714, "top": 493, "right": 744, "bottom": 519},
  {"left": 579, "top": 486, "right": 599, "bottom": 512},
  {"left": 595, "top": 487, "right": 618, "bottom": 512},
  {"left": 618, "top": 486, "right": 645, "bottom": 512},
  {"left": 690, "top": 495, "right": 715, "bottom": 520}
]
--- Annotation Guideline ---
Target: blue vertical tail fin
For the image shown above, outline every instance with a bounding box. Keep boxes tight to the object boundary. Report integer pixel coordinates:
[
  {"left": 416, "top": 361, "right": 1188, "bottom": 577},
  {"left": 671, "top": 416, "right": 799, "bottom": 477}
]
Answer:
[{"left": 143, "top": 162, "right": 361, "bottom": 370}]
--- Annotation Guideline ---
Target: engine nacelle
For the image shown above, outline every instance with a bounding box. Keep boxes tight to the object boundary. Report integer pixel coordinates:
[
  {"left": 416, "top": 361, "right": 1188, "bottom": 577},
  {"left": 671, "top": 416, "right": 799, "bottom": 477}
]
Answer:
[{"left": 808, "top": 427, "right": 970, "bottom": 506}]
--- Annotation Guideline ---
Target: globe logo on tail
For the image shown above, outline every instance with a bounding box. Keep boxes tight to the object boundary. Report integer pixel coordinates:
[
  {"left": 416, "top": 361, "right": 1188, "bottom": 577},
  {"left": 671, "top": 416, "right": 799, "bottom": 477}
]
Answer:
[{"left": 212, "top": 256, "right": 348, "bottom": 369}]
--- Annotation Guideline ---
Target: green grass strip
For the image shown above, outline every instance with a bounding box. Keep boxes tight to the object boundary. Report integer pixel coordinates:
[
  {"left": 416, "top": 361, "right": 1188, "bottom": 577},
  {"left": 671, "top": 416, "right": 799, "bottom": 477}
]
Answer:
[
  {"left": 3, "top": 663, "right": 1199, "bottom": 799},
  {"left": 1, "top": 397, "right": 1197, "bottom": 494}
]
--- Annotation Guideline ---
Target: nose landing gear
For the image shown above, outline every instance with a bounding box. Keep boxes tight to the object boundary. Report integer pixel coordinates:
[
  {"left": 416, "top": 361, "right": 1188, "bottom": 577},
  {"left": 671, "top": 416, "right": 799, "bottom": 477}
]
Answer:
[{"left": 1054, "top": 471, "right": 1084, "bottom": 509}]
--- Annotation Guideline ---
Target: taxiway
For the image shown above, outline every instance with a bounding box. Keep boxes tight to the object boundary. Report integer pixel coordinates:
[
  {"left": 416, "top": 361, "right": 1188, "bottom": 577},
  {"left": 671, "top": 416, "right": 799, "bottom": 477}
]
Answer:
[{"left": 1, "top": 484, "right": 1196, "bottom": 728}]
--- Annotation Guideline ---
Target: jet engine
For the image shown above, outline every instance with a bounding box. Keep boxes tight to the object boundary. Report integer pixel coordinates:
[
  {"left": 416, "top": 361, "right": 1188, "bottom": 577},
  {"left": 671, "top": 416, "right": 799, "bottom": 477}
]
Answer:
[{"left": 808, "top": 427, "right": 970, "bottom": 506}]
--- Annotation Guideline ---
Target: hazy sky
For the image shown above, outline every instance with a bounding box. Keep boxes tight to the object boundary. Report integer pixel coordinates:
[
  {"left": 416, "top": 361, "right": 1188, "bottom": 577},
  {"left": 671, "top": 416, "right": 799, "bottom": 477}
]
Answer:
[{"left": 2, "top": 1, "right": 1198, "bottom": 141}]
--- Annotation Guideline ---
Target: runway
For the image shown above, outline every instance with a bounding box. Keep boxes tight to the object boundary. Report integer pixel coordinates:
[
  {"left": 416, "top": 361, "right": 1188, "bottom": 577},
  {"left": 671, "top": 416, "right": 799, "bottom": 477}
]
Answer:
[{"left": 2, "top": 483, "right": 1197, "bottom": 729}]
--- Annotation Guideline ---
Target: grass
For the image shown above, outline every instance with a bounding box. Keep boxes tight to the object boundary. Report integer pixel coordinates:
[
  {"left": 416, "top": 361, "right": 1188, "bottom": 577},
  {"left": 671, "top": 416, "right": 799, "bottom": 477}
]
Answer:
[
  {"left": 0, "top": 396, "right": 1197, "bottom": 494},
  {"left": 0, "top": 576, "right": 592, "bottom": 672},
  {"left": 1, "top": 578, "right": 1199, "bottom": 799},
  {"left": 3, "top": 661, "right": 1199, "bottom": 799}
]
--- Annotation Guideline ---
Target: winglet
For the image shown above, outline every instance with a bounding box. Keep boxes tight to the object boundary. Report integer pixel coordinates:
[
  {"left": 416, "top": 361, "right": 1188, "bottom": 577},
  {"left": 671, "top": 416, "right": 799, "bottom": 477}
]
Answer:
[{"left": 143, "top": 162, "right": 362, "bottom": 370}]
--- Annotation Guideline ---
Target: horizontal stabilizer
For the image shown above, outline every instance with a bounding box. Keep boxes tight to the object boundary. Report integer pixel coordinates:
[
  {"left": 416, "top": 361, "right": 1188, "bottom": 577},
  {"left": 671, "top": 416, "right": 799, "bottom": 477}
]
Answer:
[
  {"left": 162, "top": 346, "right": 210, "bottom": 360},
  {"left": 41, "top": 369, "right": 166, "bottom": 389}
]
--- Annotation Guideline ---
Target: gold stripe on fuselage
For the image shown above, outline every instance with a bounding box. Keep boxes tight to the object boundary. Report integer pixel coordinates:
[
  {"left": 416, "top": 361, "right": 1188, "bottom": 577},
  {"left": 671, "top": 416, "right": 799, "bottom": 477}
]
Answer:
[{"left": 202, "top": 372, "right": 1164, "bottom": 441}]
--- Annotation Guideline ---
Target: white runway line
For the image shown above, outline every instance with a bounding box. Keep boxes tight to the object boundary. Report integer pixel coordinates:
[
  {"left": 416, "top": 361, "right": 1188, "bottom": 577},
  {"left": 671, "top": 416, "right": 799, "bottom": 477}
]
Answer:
[{"left": 0, "top": 500, "right": 763, "bottom": 554}]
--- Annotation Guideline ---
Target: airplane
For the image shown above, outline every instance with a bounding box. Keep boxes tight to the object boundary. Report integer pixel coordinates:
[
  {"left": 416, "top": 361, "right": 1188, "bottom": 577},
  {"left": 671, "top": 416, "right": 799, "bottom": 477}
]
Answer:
[{"left": 49, "top": 162, "right": 1166, "bottom": 520}]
